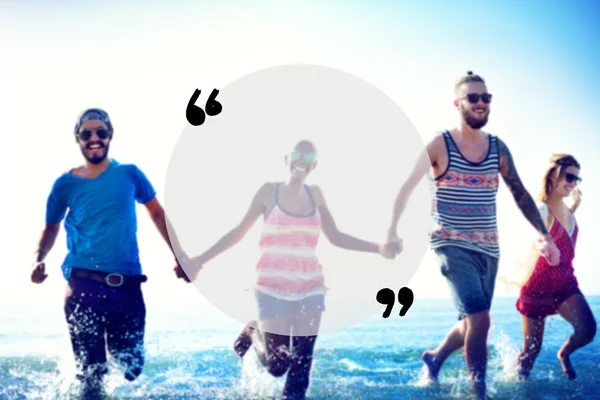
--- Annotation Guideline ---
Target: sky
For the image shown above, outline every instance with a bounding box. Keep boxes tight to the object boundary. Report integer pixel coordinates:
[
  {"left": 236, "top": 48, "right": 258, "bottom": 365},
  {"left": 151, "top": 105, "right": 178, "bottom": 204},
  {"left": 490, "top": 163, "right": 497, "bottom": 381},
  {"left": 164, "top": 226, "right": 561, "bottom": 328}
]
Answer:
[{"left": 0, "top": 0, "right": 599, "bottom": 315}]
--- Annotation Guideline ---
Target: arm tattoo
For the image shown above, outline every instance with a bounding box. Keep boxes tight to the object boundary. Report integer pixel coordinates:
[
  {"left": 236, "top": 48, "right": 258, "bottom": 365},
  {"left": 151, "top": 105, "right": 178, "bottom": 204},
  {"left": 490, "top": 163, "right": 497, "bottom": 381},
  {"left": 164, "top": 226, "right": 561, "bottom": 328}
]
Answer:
[{"left": 498, "top": 140, "right": 549, "bottom": 235}]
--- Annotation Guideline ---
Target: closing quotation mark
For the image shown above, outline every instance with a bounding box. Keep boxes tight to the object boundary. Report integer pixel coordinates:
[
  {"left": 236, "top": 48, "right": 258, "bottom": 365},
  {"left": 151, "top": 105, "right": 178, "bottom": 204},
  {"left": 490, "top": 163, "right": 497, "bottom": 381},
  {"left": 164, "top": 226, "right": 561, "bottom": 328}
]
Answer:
[
  {"left": 186, "top": 88, "right": 223, "bottom": 126},
  {"left": 376, "top": 287, "right": 414, "bottom": 318}
]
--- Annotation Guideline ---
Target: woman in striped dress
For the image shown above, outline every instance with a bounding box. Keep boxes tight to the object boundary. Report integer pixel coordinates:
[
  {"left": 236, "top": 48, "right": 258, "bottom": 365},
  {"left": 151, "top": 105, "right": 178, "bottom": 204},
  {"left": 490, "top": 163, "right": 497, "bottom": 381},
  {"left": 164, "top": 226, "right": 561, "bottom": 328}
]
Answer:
[
  {"left": 188, "top": 140, "right": 397, "bottom": 400},
  {"left": 515, "top": 154, "right": 596, "bottom": 380}
]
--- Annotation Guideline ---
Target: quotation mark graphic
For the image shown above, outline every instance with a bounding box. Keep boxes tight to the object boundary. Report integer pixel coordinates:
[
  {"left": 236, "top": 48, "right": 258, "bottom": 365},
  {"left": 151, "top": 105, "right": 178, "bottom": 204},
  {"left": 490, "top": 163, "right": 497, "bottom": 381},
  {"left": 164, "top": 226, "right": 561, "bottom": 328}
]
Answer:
[
  {"left": 376, "top": 287, "right": 414, "bottom": 318},
  {"left": 186, "top": 88, "right": 223, "bottom": 126}
]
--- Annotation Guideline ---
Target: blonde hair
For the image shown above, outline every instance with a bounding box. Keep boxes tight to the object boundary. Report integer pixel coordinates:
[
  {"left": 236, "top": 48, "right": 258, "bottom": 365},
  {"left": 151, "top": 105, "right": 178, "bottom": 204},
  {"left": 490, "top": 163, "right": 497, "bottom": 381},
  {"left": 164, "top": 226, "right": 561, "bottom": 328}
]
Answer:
[{"left": 538, "top": 154, "right": 580, "bottom": 202}]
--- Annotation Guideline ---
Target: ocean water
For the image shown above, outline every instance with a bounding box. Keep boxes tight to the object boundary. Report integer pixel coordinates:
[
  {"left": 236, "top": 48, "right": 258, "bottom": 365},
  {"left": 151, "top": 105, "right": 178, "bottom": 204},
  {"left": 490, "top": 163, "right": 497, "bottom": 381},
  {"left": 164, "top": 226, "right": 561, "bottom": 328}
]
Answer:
[{"left": 1, "top": 296, "right": 599, "bottom": 400}]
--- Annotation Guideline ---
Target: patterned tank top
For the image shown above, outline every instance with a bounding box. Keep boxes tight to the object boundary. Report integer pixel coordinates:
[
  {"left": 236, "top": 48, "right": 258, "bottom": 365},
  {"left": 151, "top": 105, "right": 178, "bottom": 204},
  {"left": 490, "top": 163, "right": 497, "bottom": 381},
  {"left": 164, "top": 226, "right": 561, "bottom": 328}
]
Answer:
[
  {"left": 429, "top": 130, "right": 501, "bottom": 258},
  {"left": 255, "top": 183, "right": 326, "bottom": 301}
]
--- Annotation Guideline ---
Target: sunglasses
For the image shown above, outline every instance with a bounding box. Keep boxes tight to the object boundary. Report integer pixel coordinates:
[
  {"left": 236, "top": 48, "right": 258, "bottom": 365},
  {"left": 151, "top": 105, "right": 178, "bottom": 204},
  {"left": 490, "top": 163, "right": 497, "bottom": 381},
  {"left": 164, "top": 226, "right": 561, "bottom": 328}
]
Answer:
[
  {"left": 462, "top": 93, "right": 493, "bottom": 104},
  {"left": 565, "top": 173, "right": 582, "bottom": 184},
  {"left": 77, "top": 127, "right": 110, "bottom": 141},
  {"left": 290, "top": 151, "right": 316, "bottom": 163}
]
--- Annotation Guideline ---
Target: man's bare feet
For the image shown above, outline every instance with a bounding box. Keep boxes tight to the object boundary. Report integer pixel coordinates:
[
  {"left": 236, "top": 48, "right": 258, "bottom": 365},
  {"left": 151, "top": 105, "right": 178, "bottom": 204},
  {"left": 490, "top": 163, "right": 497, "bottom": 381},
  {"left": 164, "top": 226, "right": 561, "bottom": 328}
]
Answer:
[
  {"left": 80, "top": 377, "right": 106, "bottom": 400},
  {"left": 421, "top": 350, "right": 440, "bottom": 380},
  {"left": 234, "top": 320, "right": 257, "bottom": 357},
  {"left": 557, "top": 350, "right": 576, "bottom": 380}
]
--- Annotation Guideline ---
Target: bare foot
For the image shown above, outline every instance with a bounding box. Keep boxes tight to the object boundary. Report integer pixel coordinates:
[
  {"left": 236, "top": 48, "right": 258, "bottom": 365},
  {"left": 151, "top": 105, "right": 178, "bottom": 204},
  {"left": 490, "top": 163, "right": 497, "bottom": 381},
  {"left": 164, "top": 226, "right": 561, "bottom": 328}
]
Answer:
[
  {"left": 516, "top": 352, "right": 532, "bottom": 380},
  {"left": 472, "top": 376, "right": 487, "bottom": 400},
  {"left": 421, "top": 350, "right": 440, "bottom": 380},
  {"left": 517, "top": 368, "right": 530, "bottom": 380},
  {"left": 557, "top": 350, "right": 576, "bottom": 380},
  {"left": 516, "top": 363, "right": 530, "bottom": 380},
  {"left": 80, "top": 378, "right": 107, "bottom": 400},
  {"left": 234, "top": 320, "right": 257, "bottom": 357}
]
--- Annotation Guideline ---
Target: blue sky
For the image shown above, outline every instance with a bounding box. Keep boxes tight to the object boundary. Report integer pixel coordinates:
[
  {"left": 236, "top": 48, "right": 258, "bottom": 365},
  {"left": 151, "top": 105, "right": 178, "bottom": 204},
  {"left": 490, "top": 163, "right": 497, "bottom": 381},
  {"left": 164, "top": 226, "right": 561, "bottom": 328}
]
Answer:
[{"left": 0, "top": 1, "right": 598, "bottom": 312}]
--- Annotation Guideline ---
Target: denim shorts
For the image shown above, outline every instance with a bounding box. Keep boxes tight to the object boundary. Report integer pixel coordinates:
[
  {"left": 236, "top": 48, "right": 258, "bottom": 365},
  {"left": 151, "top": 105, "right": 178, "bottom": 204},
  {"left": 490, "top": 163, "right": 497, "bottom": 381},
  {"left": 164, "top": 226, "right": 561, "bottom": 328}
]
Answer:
[
  {"left": 256, "top": 290, "right": 325, "bottom": 320},
  {"left": 434, "top": 245, "right": 499, "bottom": 320}
]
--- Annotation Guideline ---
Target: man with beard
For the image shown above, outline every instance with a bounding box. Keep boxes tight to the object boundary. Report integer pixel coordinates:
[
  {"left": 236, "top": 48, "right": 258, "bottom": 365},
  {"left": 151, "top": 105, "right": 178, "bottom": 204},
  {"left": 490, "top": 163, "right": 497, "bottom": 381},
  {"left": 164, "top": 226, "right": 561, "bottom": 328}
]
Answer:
[
  {"left": 384, "top": 72, "right": 560, "bottom": 399},
  {"left": 30, "top": 108, "right": 187, "bottom": 397}
]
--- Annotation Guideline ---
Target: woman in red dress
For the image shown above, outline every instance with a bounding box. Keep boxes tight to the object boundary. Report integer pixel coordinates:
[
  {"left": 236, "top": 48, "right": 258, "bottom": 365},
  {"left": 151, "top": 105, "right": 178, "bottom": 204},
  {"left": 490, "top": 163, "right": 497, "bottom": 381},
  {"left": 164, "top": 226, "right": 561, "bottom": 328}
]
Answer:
[{"left": 516, "top": 154, "right": 596, "bottom": 380}]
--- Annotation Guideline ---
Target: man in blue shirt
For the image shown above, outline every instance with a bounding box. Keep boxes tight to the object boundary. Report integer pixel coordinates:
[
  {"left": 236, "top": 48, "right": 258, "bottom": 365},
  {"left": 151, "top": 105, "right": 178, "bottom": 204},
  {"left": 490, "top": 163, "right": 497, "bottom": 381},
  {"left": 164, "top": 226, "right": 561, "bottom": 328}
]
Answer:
[{"left": 30, "top": 108, "right": 187, "bottom": 395}]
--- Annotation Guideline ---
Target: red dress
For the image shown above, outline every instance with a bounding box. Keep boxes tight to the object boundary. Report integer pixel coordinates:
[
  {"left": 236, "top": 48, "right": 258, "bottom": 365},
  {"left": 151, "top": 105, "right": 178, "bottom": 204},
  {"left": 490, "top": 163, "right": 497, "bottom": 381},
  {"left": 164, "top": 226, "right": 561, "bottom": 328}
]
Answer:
[{"left": 516, "top": 213, "right": 581, "bottom": 319}]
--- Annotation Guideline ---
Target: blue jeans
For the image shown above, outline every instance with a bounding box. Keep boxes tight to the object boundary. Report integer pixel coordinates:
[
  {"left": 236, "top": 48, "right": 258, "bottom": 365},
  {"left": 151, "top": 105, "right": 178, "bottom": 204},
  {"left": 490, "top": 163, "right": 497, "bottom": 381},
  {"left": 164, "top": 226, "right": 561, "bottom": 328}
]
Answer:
[{"left": 64, "top": 274, "right": 146, "bottom": 382}]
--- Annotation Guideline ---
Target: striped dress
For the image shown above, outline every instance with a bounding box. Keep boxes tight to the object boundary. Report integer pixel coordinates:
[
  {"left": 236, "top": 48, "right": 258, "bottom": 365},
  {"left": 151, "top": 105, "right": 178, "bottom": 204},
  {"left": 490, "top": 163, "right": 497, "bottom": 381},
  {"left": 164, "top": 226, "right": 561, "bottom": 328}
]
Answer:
[
  {"left": 429, "top": 130, "right": 501, "bottom": 258},
  {"left": 255, "top": 183, "right": 327, "bottom": 301}
]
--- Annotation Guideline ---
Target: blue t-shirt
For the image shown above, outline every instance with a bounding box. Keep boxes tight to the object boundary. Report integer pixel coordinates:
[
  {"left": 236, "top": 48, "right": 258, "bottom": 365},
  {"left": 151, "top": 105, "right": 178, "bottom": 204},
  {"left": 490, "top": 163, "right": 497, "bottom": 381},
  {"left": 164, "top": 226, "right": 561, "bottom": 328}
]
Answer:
[{"left": 46, "top": 159, "right": 156, "bottom": 279}]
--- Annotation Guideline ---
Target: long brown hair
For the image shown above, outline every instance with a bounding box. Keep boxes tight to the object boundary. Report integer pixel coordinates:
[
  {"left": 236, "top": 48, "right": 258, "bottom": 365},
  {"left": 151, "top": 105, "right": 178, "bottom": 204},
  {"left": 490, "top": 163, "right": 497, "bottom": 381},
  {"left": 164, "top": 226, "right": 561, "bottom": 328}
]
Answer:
[{"left": 538, "top": 154, "right": 581, "bottom": 202}]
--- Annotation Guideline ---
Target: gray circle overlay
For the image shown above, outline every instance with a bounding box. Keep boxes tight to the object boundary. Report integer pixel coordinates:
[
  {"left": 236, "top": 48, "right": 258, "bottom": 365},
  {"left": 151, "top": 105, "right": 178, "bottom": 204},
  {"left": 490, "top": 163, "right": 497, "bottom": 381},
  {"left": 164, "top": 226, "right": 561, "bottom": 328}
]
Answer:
[{"left": 165, "top": 64, "right": 431, "bottom": 336}]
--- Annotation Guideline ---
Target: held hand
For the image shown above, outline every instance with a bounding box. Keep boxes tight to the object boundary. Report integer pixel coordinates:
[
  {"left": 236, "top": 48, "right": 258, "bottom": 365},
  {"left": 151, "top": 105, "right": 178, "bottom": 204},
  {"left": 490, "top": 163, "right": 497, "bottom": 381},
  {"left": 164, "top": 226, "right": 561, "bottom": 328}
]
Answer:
[
  {"left": 173, "top": 263, "right": 190, "bottom": 282},
  {"left": 536, "top": 236, "right": 560, "bottom": 266},
  {"left": 546, "top": 239, "right": 561, "bottom": 266},
  {"left": 174, "top": 256, "right": 202, "bottom": 283},
  {"left": 31, "top": 262, "right": 48, "bottom": 284},
  {"left": 173, "top": 253, "right": 189, "bottom": 282},
  {"left": 187, "top": 259, "right": 203, "bottom": 282},
  {"left": 383, "top": 232, "right": 403, "bottom": 259},
  {"left": 378, "top": 243, "right": 395, "bottom": 259}
]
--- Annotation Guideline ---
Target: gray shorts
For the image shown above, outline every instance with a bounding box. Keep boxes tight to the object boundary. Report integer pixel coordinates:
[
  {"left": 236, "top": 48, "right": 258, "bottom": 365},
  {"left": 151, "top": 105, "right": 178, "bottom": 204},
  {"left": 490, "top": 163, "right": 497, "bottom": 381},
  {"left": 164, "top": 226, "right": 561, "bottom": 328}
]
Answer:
[
  {"left": 256, "top": 290, "right": 325, "bottom": 320},
  {"left": 434, "top": 245, "right": 499, "bottom": 320}
]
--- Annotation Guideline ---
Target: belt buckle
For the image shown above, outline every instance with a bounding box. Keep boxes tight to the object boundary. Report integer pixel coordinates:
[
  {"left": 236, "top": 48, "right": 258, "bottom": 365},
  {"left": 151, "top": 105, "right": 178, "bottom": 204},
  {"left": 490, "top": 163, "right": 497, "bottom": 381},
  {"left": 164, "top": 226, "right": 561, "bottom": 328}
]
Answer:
[{"left": 106, "top": 273, "right": 124, "bottom": 287}]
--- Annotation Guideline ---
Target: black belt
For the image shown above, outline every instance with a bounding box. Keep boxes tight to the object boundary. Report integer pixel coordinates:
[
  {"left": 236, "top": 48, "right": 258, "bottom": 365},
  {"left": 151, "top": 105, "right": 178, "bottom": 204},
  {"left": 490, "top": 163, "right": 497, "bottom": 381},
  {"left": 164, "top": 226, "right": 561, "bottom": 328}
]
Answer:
[{"left": 71, "top": 268, "right": 148, "bottom": 287}]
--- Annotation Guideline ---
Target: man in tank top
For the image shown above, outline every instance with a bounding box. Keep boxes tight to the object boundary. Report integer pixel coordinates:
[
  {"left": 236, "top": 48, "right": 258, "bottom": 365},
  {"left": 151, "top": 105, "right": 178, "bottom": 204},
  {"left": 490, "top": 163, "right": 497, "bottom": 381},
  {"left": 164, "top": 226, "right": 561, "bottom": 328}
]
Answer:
[{"left": 384, "top": 71, "right": 560, "bottom": 400}]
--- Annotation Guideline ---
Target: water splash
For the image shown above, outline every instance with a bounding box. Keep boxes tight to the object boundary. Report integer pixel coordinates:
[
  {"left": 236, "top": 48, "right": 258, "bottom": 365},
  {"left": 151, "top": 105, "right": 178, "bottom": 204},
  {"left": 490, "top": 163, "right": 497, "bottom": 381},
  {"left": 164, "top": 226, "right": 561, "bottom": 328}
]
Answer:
[
  {"left": 488, "top": 327, "right": 522, "bottom": 384},
  {"left": 237, "top": 351, "right": 282, "bottom": 399}
]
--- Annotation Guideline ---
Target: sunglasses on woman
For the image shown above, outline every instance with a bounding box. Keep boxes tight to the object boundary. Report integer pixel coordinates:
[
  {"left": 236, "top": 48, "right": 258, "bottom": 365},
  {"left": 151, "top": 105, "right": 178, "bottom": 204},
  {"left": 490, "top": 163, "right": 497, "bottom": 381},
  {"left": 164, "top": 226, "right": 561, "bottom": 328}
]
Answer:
[
  {"left": 462, "top": 93, "right": 493, "bottom": 104},
  {"left": 565, "top": 173, "right": 582, "bottom": 184},
  {"left": 77, "top": 128, "right": 110, "bottom": 141},
  {"left": 290, "top": 151, "right": 316, "bottom": 163}
]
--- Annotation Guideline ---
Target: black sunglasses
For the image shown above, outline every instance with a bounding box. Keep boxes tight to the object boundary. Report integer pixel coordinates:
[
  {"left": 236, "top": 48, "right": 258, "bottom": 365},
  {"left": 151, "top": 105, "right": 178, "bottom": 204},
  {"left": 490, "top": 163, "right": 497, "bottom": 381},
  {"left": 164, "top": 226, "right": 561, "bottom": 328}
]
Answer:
[
  {"left": 565, "top": 173, "right": 582, "bottom": 184},
  {"left": 463, "top": 93, "right": 493, "bottom": 104},
  {"left": 77, "top": 128, "right": 110, "bottom": 141}
]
